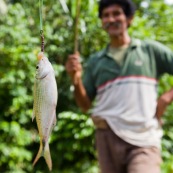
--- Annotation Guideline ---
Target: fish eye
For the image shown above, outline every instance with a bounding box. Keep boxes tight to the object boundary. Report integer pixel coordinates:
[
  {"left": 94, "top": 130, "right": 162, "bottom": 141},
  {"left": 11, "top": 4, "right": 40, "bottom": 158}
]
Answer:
[{"left": 36, "top": 65, "right": 39, "bottom": 69}]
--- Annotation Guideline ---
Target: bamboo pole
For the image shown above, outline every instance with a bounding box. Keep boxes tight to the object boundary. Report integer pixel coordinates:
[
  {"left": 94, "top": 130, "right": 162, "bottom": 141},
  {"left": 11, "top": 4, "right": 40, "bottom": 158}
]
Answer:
[{"left": 74, "top": 0, "right": 81, "bottom": 53}]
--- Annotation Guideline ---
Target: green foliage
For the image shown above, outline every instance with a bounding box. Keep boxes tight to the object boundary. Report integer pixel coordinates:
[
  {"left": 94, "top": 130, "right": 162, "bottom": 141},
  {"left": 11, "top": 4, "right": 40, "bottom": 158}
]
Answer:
[
  {"left": 0, "top": 3, "right": 37, "bottom": 173},
  {"left": 54, "top": 112, "right": 98, "bottom": 173},
  {"left": 0, "top": 0, "right": 173, "bottom": 172},
  {"left": 159, "top": 75, "right": 173, "bottom": 173}
]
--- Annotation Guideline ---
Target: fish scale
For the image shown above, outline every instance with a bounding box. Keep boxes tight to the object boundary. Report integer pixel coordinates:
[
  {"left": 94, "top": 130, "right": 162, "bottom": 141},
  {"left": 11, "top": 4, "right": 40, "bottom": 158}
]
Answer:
[
  {"left": 37, "top": 81, "right": 51, "bottom": 139},
  {"left": 36, "top": 82, "right": 44, "bottom": 135}
]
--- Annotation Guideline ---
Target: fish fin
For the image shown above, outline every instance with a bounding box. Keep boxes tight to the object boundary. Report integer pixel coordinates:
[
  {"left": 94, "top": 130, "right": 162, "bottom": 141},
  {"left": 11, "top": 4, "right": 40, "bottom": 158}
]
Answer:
[
  {"left": 32, "top": 82, "right": 36, "bottom": 122},
  {"left": 32, "top": 104, "right": 35, "bottom": 121},
  {"left": 32, "top": 113, "right": 35, "bottom": 122},
  {"left": 44, "top": 142, "right": 52, "bottom": 171},
  {"left": 53, "top": 113, "right": 57, "bottom": 128},
  {"left": 33, "top": 142, "right": 43, "bottom": 167},
  {"left": 49, "top": 113, "right": 57, "bottom": 137}
]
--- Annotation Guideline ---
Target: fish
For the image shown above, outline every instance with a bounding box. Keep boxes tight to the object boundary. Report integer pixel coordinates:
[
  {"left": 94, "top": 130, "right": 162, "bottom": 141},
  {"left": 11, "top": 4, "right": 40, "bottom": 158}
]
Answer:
[{"left": 32, "top": 52, "right": 58, "bottom": 171}]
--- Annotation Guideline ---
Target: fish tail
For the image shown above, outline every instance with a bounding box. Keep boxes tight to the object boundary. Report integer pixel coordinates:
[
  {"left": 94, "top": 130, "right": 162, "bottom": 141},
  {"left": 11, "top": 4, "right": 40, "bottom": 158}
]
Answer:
[
  {"left": 44, "top": 142, "right": 52, "bottom": 171},
  {"left": 33, "top": 140, "right": 52, "bottom": 171}
]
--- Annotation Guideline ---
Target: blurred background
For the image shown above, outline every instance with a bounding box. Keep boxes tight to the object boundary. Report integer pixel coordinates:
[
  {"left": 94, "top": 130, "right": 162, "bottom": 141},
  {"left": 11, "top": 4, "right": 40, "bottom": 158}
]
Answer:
[{"left": 0, "top": 0, "right": 173, "bottom": 172}]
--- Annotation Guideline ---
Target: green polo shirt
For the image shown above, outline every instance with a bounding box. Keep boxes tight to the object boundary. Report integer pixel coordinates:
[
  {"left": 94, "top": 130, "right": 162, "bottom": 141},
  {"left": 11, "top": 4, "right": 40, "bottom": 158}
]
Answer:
[
  {"left": 83, "top": 38, "right": 173, "bottom": 101},
  {"left": 83, "top": 38, "right": 173, "bottom": 148}
]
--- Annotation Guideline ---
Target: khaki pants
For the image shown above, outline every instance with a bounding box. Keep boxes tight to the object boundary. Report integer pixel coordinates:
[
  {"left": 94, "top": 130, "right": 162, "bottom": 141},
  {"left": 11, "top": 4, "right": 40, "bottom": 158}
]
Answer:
[{"left": 95, "top": 129, "right": 162, "bottom": 173}]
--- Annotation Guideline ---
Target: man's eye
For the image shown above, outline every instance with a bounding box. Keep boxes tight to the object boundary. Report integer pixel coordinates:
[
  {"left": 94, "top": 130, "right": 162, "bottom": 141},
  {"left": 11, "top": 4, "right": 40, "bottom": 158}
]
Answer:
[
  {"left": 113, "top": 11, "right": 121, "bottom": 16},
  {"left": 102, "top": 13, "right": 109, "bottom": 18},
  {"left": 36, "top": 66, "right": 39, "bottom": 69}
]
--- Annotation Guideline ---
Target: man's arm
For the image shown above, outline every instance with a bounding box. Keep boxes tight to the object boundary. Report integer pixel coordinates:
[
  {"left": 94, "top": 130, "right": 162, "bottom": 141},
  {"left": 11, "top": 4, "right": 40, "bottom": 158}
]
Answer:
[
  {"left": 156, "top": 88, "right": 173, "bottom": 125},
  {"left": 65, "top": 53, "right": 92, "bottom": 112},
  {"left": 73, "top": 78, "right": 92, "bottom": 112}
]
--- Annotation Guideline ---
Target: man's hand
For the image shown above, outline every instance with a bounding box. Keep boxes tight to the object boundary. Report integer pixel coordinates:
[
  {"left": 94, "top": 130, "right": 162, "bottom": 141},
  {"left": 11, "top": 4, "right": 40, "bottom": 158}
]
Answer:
[
  {"left": 156, "top": 89, "right": 173, "bottom": 125},
  {"left": 65, "top": 52, "right": 82, "bottom": 85},
  {"left": 65, "top": 52, "right": 91, "bottom": 112}
]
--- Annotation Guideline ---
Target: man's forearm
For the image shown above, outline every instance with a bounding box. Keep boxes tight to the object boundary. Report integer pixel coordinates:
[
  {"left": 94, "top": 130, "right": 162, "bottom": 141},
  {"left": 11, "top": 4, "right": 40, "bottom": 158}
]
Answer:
[
  {"left": 73, "top": 78, "right": 91, "bottom": 113},
  {"left": 167, "top": 88, "right": 173, "bottom": 103},
  {"left": 161, "top": 88, "right": 173, "bottom": 104},
  {"left": 156, "top": 88, "right": 173, "bottom": 123}
]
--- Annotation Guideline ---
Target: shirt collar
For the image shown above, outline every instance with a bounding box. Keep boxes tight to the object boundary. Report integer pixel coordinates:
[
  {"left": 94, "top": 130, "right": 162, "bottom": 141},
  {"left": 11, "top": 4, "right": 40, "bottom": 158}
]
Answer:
[{"left": 98, "top": 38, "right": 141, "bottom": 58}]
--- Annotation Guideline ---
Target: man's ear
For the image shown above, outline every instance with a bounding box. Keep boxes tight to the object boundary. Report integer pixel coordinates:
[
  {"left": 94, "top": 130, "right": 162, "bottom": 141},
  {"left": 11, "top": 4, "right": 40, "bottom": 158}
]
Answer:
[{"left": 127, "top": 16, "right": 134, "bottom": 27}]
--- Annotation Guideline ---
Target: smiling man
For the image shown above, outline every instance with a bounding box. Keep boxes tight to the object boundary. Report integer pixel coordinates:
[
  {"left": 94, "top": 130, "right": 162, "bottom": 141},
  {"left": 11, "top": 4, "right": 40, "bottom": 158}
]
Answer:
[{"left": 65, "top": 0, "right": 173, "bottom": 173}]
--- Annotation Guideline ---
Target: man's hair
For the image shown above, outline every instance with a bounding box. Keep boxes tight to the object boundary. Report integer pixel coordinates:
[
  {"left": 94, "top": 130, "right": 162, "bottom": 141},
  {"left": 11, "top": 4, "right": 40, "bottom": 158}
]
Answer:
[{"left": 98, "top": 0, "right": 136, "bottom": 18}]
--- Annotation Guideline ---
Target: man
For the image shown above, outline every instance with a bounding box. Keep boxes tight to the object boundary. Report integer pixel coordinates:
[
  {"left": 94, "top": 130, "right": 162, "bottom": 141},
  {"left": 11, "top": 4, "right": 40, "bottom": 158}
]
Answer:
[{"left": 65, "top": 0, "right": 173, "bottom": 172}]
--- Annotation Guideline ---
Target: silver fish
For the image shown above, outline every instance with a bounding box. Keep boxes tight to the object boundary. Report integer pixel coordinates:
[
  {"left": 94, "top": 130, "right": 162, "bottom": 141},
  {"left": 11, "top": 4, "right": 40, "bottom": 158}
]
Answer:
[{"left": 32, "top": 52, "right": 58, "bottom": 171}]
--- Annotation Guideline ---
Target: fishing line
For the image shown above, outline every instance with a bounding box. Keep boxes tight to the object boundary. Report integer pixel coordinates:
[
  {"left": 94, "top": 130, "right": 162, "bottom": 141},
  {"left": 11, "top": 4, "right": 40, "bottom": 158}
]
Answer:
[
  {"left": 39, "top": 0, "right": 43, "bottom": 31},
  {"left": 39, "top": 0, "right": 44, "bottom": 52}
]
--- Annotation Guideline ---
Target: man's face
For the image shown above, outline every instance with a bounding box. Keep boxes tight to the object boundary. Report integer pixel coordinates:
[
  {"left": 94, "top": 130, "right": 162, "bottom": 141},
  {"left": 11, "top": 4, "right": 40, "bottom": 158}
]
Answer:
[{"left": 101, "top": 4, "right": 133, "bottom": 37}]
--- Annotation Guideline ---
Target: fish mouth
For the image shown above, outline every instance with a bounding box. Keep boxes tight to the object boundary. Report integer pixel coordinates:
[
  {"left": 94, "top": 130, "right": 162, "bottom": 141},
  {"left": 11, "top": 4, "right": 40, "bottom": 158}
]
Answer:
[{"left": 35, "top": 72, "right": 49, "bottom": 79}]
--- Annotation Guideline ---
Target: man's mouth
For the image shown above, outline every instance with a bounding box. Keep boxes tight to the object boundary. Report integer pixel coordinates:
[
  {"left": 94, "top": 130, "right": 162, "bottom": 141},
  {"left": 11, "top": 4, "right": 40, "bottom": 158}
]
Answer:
[{"left": 104, "top": 22, "right": 122, "bottom": 29}]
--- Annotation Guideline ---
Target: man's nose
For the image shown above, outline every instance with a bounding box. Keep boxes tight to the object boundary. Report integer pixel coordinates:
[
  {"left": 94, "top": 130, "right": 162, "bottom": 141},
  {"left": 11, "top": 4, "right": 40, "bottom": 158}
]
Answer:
[{"left": 107, "top": 14, "right": 117, "bottom": 22}]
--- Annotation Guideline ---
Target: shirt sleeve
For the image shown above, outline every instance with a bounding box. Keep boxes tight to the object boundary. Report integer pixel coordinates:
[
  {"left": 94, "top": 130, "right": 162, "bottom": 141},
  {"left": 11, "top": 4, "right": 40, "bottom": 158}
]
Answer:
[
  {"left": 83, "top": 58, "right": 97, "bottom": 101},
  {"left": 149, "top": 41, "right": 173, "bottom": 77}
]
